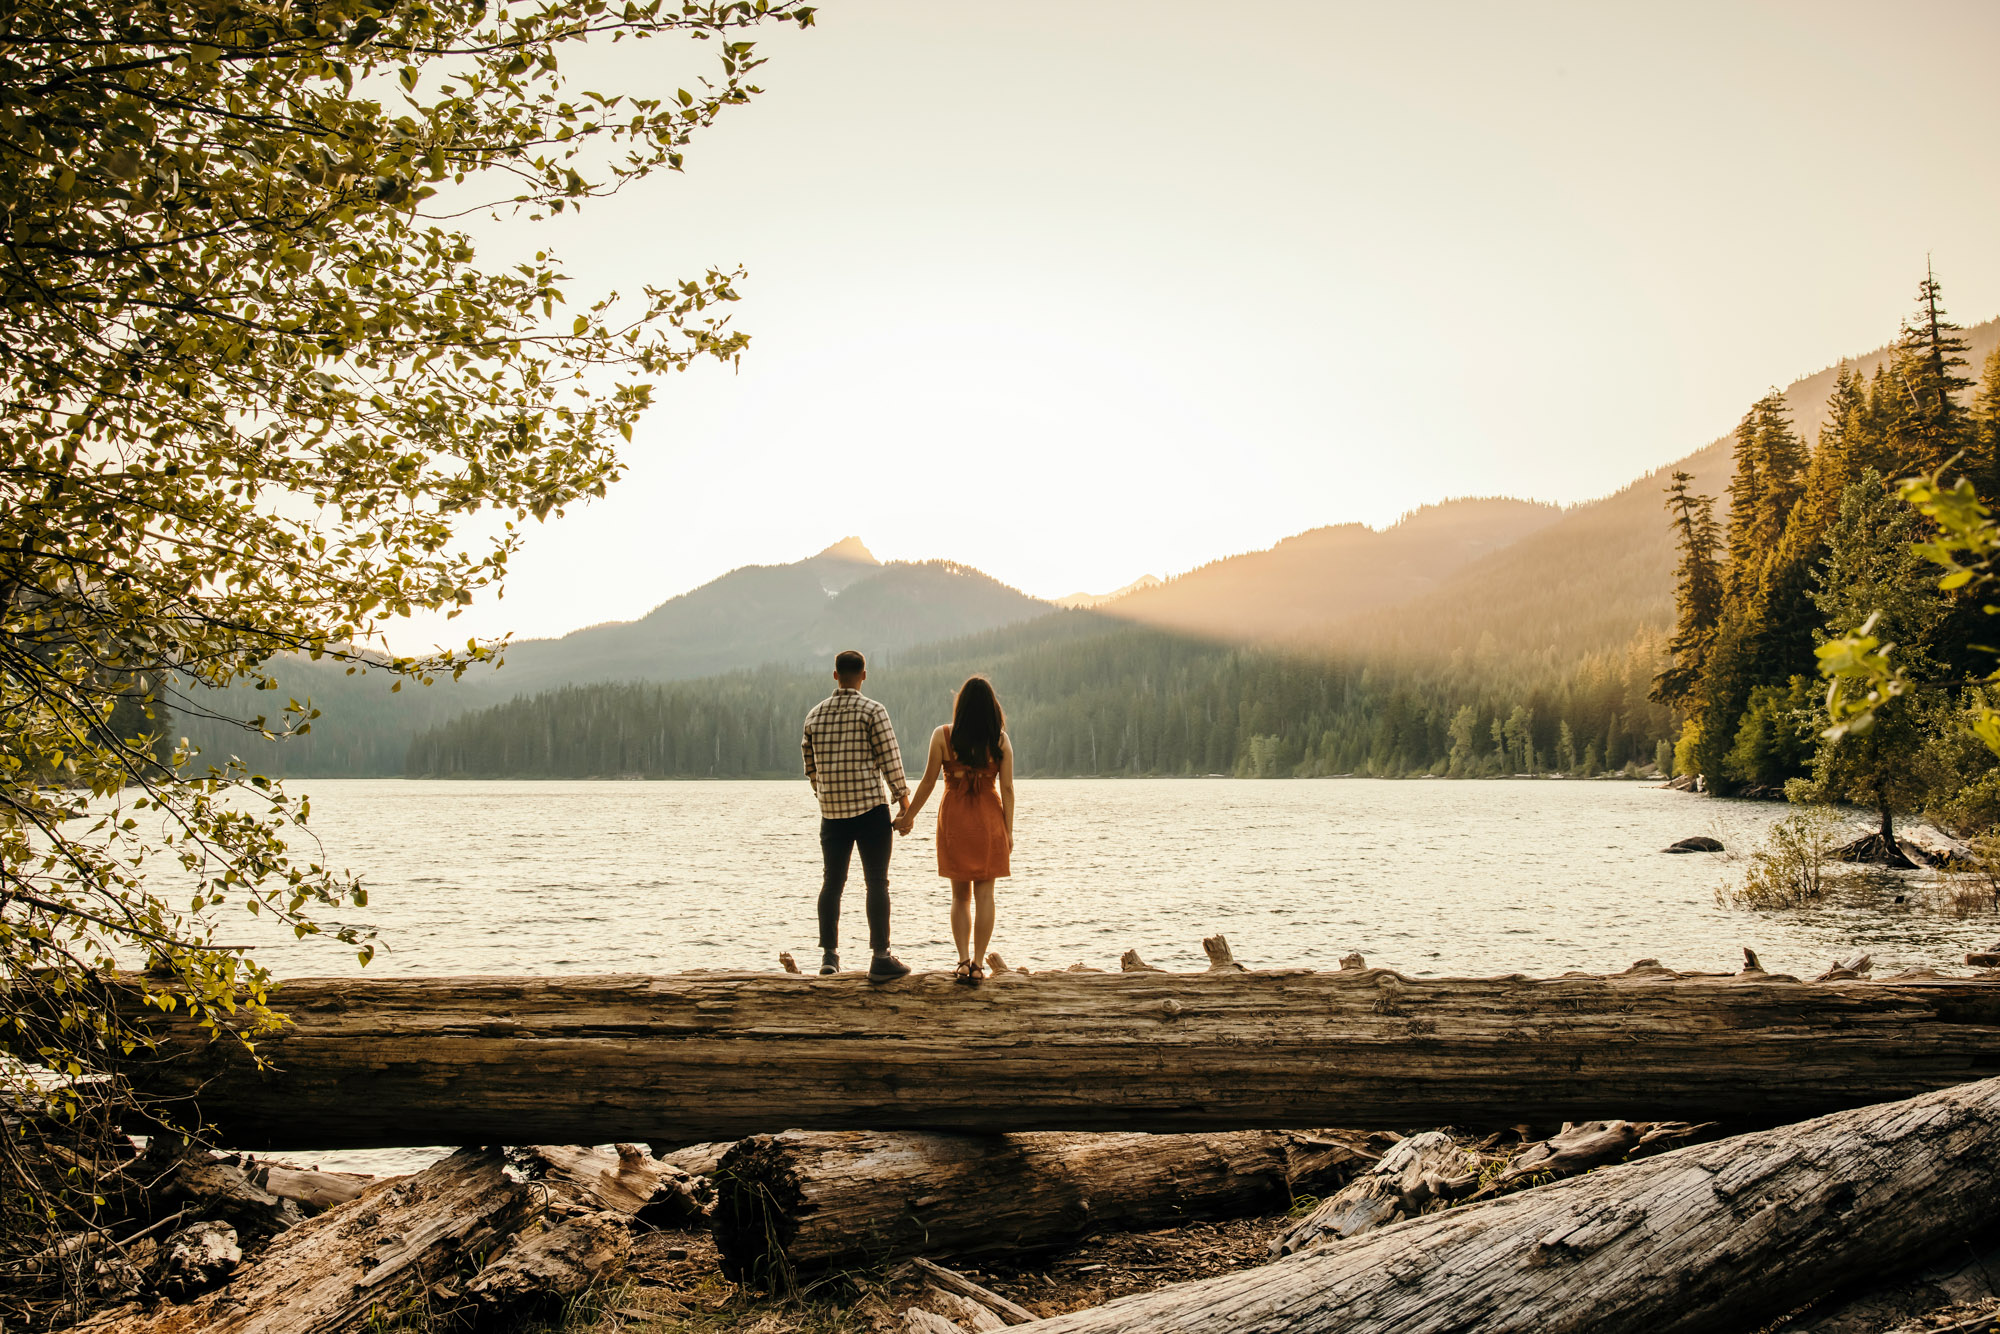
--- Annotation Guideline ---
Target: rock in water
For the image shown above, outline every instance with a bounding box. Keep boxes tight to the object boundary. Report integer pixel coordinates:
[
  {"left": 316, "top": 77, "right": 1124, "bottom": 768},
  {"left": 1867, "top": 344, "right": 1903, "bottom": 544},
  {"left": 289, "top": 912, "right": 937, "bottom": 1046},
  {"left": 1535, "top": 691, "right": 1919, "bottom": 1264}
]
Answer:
[
  {"left": 1663, "top": 836, "right": 1724, "bottom": 853},
  {"left": 158, "top": 1220, "right": 240, "bottom": 1299}
]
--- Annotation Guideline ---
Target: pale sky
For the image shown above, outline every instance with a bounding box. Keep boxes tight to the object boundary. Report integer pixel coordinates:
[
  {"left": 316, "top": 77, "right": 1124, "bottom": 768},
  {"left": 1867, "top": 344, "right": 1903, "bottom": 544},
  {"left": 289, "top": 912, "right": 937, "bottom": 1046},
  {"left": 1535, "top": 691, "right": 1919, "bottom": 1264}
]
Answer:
[{"left": 392, "top": 0, "right": 2000, "bottom": 651}]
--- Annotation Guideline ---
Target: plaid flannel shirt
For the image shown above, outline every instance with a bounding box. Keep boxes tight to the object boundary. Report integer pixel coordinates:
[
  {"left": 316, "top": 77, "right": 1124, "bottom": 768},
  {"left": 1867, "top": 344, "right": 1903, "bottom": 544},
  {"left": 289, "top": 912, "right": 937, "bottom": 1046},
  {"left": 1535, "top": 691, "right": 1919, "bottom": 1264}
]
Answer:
[{"left": 802, "top": 688, "right": 910, "bottom": 820}]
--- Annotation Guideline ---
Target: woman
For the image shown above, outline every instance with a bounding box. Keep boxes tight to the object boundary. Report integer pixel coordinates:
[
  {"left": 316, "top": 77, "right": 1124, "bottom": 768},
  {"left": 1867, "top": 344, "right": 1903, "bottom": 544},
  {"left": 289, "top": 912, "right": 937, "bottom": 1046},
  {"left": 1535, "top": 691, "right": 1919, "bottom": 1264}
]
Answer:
[{"left": 898, "top": 675, "right": 1014, "bottom": 981}]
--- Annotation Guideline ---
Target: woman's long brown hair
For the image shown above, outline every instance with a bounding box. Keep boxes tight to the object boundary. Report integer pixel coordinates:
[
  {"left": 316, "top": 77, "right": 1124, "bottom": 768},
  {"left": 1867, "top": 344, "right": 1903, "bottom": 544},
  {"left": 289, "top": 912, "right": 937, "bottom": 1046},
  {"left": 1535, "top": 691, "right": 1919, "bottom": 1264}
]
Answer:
[{"left": 950, "top": 676, "right": 1006, "bottom": 769}]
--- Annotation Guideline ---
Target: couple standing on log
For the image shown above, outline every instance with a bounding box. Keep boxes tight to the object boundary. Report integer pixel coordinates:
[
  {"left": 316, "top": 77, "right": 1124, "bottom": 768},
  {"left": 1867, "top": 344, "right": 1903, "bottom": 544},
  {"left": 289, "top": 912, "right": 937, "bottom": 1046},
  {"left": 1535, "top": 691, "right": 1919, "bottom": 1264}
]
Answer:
[{"left": 801, "top": 649, "right": 1015, "bottom": 983}]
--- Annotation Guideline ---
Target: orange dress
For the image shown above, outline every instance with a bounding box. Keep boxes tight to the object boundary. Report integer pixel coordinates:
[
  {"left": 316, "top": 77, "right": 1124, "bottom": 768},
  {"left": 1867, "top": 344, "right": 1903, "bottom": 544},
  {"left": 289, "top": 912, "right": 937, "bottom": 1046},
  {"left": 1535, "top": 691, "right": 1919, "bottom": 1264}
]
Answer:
[{"left": 936, "top": 755, "right": 1010, "bottom": 881}]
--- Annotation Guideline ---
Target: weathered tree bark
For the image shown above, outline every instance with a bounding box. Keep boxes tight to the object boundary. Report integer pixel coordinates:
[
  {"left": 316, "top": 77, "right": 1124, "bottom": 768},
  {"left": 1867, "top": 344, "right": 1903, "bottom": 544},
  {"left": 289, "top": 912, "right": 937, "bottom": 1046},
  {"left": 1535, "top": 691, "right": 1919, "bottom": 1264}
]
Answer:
[
  {"left": 1765, "top": 1228, "right": 2000, "bottom": 1333},
  {"left": 1006, "top": 1075, "right": 2000, "bottom": 1334},
  {"left": 1270, "top": 1131, "right": 1473, "bottom": 1255},
  {"left": 257, "top": 1165, "right": 373, "bottom": 1213},
  {"left": 461, "top": 1213, "right": 629, "bottom": 1318},
  {"left": 712, "top": 1128, "right": 1384, "bottom": 1285},
  {"left": 149, "top": 1148, "right": 303, "bottom": 1237},
  {"left": 66, "top": 1149, "right": 531, "bottom": 1334},
  {"left": 114, "top": 966, "right": 2000, "bottom": 1150},
  {"left": 523, "top": 1143, "right": 710, "bottom": 1225}
]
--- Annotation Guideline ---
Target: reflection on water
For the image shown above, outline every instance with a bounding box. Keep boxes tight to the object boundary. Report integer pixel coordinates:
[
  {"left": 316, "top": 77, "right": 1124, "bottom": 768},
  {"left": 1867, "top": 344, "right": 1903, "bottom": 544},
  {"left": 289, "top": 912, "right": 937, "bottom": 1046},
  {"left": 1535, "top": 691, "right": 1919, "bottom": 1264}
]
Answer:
[
  {"left": 237, "top": 778, "right": 1994, "bottom": 1175},
  {"left": 239, "top": 778, "right": 1994, "bottom": 981}
]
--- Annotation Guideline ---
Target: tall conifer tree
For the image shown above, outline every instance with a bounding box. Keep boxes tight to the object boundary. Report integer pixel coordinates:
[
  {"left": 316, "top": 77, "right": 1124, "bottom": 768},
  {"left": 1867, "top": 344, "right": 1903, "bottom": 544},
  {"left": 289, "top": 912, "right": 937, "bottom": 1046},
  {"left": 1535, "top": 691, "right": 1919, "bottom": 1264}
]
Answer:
[
  {"left": 1653, "top": 472, "right": 1724, "bottom": 712},
  {"left": 1804, "top": 364, "right": 1866, "bottom": 532},
  {"left": 1725, "top": 411, "right": 1766, "bottom": 585},
  {"left": 1750, "top": 391, "right": 1807, "bottom": 550},
  {"left": 1885, "top": 267, "right": 1974, "bottom": 475},
  {"left": 1970, "top": 346, "right": 2000, "bottom": 500}
]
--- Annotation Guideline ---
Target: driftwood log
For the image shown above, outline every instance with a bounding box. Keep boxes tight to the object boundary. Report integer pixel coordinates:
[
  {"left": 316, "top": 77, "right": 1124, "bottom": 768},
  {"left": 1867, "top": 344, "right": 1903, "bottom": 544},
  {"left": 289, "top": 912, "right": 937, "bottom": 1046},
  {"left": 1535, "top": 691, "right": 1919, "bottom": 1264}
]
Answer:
[
  {"left": 712, "top": 1128, "right": 1383, "bottom": 1286},
  {"left": 461, "top": 1213, "right": 629, "bottom": 1318},
  {"left": 1270, "top": 1131, "right": 1473, "bottom": 1255},
  {"left": 1007, "top": 1075, "right": 2000, "bottom": 1334},
  {"left": 256, "top": 1165, "right": 372, "bottom": 1213},
  {"left": 116, "top": 965, "right": 2000, "bottom": 1150},
  {"left": 522, "top": 1143, "right": 711, "bottom": 1225},
  {"left": 67, "top": 1149, "right": 530, "bottom": 1334},
  {"left": 1269, "top": 1118, "right": 1715, "bottom": 1256},
  {"left": 1766, "top": 1228, "right": 2000, "bottom": 1332}
]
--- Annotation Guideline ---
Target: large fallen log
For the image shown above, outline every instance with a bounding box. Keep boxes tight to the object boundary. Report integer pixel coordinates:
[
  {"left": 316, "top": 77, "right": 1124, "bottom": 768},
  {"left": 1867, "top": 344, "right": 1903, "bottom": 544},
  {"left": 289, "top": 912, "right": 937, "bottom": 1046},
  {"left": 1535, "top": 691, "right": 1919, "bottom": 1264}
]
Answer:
[
  {"left": 116, "top": 964, "right": 2000, "bottom": 1149},
  {"left": 711, "top": 1128, "right": 1384, "bottom": 1286},
  {"left": 68, "top": 1149, "right": 530, "bottom": 1334},
  {"left": 1005, "top": 1074, "right": 2000, "bottom": 1334}
]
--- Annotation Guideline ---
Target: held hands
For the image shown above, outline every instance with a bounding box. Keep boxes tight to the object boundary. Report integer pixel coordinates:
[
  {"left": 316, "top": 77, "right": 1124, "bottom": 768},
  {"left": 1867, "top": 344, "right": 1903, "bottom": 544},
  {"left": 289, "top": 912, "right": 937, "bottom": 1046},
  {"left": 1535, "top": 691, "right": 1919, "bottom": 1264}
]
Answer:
[{"left": 893, "top": 808, "right": 915, "bottom": 836}]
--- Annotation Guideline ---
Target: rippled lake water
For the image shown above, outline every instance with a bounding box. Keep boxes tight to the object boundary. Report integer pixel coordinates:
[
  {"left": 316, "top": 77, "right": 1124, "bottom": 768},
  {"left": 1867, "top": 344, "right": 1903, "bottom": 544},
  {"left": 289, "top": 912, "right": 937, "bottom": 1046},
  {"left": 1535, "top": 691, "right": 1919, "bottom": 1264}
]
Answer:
[
  {"left": 239, "top": 777, "right": 1997, "bottom": 1174},
  {"left": 245, "top": 777, "right": 1994, "bottom": 980}
]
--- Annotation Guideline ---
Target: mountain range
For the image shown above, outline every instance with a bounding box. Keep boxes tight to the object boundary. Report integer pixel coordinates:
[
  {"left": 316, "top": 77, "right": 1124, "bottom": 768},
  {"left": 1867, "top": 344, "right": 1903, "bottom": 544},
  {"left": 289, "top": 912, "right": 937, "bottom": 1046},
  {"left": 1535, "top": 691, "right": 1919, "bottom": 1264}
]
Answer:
[
  {"left": 487, "top": 538, "right": 1049, "bottom": 696},
  {"left": 178, "top": 314, "right": 2000, "bottom": 777}
]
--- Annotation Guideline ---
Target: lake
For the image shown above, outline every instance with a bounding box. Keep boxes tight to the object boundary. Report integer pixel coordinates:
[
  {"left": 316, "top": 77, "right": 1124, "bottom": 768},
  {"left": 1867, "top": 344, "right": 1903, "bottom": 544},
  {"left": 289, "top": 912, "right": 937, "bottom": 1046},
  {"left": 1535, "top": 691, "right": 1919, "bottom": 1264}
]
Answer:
[
  {"left": 246, "top": 777, "right": 1993, "bottom": 981},
  {"left": 242, "top": 777, "right": 1996, "bottom": 1174}
]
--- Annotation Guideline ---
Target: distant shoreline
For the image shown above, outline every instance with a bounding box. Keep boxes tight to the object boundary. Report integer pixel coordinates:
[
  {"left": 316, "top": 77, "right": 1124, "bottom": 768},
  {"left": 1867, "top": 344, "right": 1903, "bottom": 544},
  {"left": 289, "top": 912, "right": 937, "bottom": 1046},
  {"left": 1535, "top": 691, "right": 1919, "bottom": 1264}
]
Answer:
[{"left": 371, "top": 771, "right": 1679, "bottom": 783}]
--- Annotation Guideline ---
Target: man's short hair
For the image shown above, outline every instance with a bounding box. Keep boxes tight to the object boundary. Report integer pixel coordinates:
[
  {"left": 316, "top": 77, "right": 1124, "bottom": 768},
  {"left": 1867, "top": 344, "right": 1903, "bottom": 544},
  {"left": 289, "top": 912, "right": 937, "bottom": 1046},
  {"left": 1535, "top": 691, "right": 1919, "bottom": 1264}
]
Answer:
[{"left": 834, "top": 650, "right": 866, "bottom": 678}]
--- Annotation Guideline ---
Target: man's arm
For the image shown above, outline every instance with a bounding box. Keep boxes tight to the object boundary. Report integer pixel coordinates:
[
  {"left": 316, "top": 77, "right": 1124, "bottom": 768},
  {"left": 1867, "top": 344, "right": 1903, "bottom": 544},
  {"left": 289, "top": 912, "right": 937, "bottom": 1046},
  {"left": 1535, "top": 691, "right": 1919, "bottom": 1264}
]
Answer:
[
  {"left": 801, "top": 715, "right": 818, "bottom": 794},
  {"left": 869, "top": 704, "right": 910, "bottom": 809}
]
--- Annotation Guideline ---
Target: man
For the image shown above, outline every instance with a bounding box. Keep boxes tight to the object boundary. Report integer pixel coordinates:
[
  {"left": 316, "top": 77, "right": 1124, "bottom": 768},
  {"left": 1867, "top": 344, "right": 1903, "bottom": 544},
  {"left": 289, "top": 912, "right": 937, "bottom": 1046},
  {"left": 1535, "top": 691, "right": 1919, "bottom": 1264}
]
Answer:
[{"left": 801, "top": 649, "right": 912, "bottom": 980}]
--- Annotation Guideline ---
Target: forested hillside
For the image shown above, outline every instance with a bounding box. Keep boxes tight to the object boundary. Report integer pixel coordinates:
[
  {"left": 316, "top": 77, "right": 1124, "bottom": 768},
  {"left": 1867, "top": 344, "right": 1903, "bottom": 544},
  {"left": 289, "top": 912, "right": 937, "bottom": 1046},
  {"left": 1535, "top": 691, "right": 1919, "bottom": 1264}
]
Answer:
[
  {"left": 491, "top": 539, "right": 1053, "bottom": 694},
  {"left": 172, "top": 541, "right": 1056, "bottom": 776},
  {"left": 1339, "top": 313, "right": 2000, "bottom": 670},
  {"left": 1658, "top": 277, "right": 2000, "bottom": 838},
  {"left": 407, "top": 611, "right": 1674, "bottom": 780},
  {"left": 1095, "top": 499, "right": 1561, "bottom": 644},
  {"left": 208, "top": 303, "right": 2000, "bottom": 784}
]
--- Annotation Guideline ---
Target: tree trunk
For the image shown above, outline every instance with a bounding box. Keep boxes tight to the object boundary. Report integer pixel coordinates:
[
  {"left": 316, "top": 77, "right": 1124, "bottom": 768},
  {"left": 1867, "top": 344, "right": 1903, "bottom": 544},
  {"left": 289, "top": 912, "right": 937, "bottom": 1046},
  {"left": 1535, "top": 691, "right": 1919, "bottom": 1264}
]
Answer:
[
  {"left": 66, "top": 1149, "right": 531, "bottom": 1334},
  {"left": 712, "top": 1128, "right": 1383, "bottom": 1287},
  {"left": 115, "top": 966, "right": 2000, "bottom": 1151},
  {"left": 1004, "top": 1075, "right": 2000, "bottom": 1334}
]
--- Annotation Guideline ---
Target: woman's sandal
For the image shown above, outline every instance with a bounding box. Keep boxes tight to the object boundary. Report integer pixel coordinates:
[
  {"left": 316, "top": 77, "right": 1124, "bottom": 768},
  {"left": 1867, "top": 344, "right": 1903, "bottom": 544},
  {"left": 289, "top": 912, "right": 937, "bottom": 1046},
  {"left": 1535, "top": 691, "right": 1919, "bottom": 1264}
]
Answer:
[{"left": 953, "top": 958, "right": 986, "bottom": 984}]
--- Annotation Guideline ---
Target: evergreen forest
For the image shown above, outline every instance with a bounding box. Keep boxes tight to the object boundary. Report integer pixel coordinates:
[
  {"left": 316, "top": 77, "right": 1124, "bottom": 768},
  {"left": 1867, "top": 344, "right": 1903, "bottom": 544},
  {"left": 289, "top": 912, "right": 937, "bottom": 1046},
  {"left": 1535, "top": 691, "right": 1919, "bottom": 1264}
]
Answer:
[
  {"left": 1657, "top": 273, "right": 2000, "bottom": 840},
  {"left": 406, "top": 610, "right": 1676, "bottom": 781}
]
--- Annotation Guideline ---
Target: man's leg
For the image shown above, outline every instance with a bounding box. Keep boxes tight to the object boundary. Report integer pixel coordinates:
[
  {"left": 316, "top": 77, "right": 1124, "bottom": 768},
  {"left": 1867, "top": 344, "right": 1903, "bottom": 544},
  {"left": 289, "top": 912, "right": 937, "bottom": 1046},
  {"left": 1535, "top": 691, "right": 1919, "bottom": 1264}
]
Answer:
[
  {"left": 856, "top": 803, "right": 895, "bottom": 955},
  {"left": 818, "top": 814, "right": 859, "bottom": 958}
]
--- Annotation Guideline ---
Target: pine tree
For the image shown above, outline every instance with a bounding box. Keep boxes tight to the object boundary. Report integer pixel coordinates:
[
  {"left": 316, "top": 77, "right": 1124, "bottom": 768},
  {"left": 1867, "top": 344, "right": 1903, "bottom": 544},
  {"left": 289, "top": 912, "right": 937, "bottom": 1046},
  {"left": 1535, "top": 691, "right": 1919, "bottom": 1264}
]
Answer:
[
  {"left": 1970, "top": 346, "right": 2000, "bottom": 501},
  {"left": 1750, "top": 391, "right": 1807, "bottom": 550},
  {"left": 1884, "top": 266, "right": 1974, "bottom": 476},
  {"left": 1801, "top": 365, "right": 1866, "bottom": 534},
  {"left": 1688, "top": 597, "right": 1765, "bottom": 791},
  {"left": 1653, "top": 471, "right": 1725, "bottom": 711},
  {"left": 1801, "top": 471, "right": 1951, "bottom": 846},
  {"left": 1752, "top": 373, "right": 1874, "bottom": 691},
  {"left": 1725, "top": 411, "right": 1765, "bottom": 581}
]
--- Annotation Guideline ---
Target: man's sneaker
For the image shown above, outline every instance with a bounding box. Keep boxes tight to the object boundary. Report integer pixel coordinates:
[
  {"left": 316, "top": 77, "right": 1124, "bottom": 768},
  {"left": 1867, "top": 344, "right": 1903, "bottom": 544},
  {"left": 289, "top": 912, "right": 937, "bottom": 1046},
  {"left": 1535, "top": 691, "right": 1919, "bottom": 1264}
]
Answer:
[
  {"left": 819, "top": 952, "right": 839, "bottom": 976},
  {"left": 867, "top": 954, "right": 912, "bottom": 982}
]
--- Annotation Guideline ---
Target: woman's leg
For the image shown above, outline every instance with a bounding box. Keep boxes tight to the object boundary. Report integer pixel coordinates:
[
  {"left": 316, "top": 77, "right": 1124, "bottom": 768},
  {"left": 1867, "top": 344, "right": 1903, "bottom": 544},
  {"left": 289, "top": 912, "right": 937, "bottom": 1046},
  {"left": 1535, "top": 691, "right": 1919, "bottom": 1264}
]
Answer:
[
  {"left": 972, "top": 879, "right": 997, "bottom": 964},
  {"left": 950, "top": 879, "right": 974, "bottom": 960}
]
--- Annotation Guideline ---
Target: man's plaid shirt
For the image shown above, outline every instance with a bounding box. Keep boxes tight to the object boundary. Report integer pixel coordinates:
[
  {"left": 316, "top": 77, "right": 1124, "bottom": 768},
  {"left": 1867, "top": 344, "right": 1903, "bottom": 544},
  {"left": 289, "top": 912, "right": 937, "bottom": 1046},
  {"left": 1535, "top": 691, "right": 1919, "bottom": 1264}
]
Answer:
[{"left": 802, "top": 688, "right": 910, "bottom": 820}]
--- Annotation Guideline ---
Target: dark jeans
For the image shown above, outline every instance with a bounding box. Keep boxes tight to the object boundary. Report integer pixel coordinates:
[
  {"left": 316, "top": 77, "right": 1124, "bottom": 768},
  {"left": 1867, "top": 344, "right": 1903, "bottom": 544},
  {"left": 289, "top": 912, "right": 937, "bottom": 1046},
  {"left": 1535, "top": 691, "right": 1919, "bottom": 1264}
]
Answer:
[{"left": 819, "top": 803, "right": 893, "bottom": 953}]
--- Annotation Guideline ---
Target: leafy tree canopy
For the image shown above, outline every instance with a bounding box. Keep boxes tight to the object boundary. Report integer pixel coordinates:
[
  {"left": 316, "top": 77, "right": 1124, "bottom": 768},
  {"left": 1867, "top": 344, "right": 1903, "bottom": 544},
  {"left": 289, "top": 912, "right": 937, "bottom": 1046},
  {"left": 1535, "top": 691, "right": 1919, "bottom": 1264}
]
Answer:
[{"left": 0, "top": 0, "right": 811, "bottom": 1278}]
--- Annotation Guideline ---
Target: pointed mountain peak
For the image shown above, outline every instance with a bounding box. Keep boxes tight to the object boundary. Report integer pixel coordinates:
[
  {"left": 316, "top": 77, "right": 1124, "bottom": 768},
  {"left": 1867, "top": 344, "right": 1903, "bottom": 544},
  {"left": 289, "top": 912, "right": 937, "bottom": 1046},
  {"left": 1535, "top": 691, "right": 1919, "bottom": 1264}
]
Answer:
[{"left": 814, "top": 536, "right": 879, "bottom": 565}]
